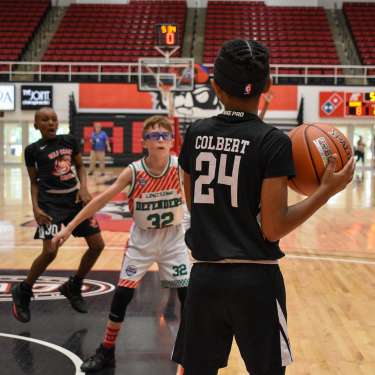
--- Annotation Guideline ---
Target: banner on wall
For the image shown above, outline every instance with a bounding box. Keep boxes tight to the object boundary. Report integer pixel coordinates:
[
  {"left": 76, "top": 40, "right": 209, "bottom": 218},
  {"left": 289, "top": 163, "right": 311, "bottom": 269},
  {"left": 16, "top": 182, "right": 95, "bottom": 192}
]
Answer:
[
  {"left": 0, "top": 84, "right": 15, "bottom": 111},
  {"left": 21, "top": 85, "right": 53, "bottom": 110},
  {"left": 79, "top": 83, "right": 298, "bottom": 118}
]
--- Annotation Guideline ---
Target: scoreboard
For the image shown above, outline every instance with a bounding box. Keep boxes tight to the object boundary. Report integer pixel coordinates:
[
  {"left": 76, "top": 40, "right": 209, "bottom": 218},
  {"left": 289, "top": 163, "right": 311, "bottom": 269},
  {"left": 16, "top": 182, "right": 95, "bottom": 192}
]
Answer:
[
  {"left": 155, "top": 23, "right": 178, "bottom": 47},
  {"left": 320, "top": 91, "right": 375, "bottom": 118},
  {"left": 345, "top": 92, "right": 375, "bottom": 117}
]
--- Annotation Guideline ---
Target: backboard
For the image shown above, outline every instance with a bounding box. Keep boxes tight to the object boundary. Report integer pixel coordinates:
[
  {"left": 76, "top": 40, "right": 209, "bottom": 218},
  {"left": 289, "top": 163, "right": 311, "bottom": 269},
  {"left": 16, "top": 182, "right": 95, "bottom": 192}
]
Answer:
[{"left": 138, "top": 57, "right": 194, "bottom": 92}]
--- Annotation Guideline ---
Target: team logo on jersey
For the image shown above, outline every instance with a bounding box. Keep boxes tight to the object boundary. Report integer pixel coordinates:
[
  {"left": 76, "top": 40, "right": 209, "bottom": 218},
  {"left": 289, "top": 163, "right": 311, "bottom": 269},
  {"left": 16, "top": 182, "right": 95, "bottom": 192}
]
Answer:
[
  {"left": 125, "top": 265, "right": 137, "bottom": 277},
  {"left": 138, "top": 178, "right": 147, "bottom": 187},
  {"left": 244, "top": 83, "right": 252, "bottom": 95},
  {"left": 89, "top": 217, "right": 99, "bottom": 228},
  {"left": 0, "top": 275, "right": 115, "bottom": 302}
]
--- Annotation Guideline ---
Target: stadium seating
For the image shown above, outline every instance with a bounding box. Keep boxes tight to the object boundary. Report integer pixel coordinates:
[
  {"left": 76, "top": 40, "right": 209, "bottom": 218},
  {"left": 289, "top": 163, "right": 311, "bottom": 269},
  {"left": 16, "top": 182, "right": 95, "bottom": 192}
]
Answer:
[
  {"left": 204, "top": 0, "right": 339, "bottom": 82},
  {"left": 0, "top": 0, "right": 50, "bottom": 61},
  {"left": 43, "top": 1, "right": 186, "bottom": 66},
  {"left": 343, "top": 2, "right": 375, "bottom": 66}
]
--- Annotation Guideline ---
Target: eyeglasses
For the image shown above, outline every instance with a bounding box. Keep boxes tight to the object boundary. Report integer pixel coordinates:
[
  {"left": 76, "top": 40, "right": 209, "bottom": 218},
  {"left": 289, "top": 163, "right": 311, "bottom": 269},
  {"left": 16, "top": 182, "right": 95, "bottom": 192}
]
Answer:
[{"left": 143, "top": 132, "right": 174, "bottom": 141}]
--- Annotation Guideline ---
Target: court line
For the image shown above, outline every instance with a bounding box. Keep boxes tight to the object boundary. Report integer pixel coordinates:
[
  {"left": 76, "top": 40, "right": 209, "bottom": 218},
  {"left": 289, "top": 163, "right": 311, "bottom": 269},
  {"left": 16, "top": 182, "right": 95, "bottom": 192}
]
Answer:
[
  {"left": 286, "top": 254, "right": 375, "bottom": 265},
  {"left": 0, "top": 333, "right": 84, "bottom": 375},
  {"left": 1, "top": 244, "right": 375, "bottom": 265}
]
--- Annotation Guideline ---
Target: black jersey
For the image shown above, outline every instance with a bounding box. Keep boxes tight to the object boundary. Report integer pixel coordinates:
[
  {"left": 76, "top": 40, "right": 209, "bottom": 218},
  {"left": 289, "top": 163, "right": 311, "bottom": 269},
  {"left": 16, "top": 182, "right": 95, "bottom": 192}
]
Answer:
[
  {"left": 179, "top": 111, "right": 295, "bottom": 261},
  {"left": 24, "top": 134, "right": 80, "bottom": 193}
]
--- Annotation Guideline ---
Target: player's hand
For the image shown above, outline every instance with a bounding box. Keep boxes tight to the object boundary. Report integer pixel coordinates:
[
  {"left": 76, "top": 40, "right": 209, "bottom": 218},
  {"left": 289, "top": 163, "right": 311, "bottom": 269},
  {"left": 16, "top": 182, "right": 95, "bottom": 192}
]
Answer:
[
  {"left": 33, "top": 207, "right": 52, "bottom": 225},
  {"left": 52, "top": 226, "right": 72, "bottom": 249},
  {"left": 264, "top": 91, "right": 274, "bottom": 103},
  {"left": 77, "top": 189, "right": 92, "bottom": 205},
  {"left": 320, "top": 155, "right": 355, "bottom": 196}
]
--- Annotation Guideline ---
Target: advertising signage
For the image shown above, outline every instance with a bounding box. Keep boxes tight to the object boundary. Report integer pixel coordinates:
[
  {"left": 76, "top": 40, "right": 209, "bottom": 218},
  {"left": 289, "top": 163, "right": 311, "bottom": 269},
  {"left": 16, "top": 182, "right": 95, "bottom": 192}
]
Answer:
[
  {"left": 21, "top": 85, "right": 53, "bottom": 110},
  {"left": 0, "top": 84, "right": 15, "bottom": 111}
]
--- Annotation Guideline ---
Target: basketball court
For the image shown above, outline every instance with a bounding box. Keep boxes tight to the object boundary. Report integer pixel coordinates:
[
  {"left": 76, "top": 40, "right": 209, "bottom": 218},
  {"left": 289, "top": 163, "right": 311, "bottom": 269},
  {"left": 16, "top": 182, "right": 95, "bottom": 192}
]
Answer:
[
  {"left": 1, "top": 4, "right": 375, "bottom": 375},
  {"left": 0, "top": 164, "right": 374, "bottom": 375}
]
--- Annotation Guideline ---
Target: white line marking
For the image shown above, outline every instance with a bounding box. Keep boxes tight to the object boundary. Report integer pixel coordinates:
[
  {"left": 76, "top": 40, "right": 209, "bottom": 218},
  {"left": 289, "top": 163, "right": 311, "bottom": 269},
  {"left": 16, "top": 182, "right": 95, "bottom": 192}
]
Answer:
[
  {"left": 286, "top": 254, "right": 375, "bottom": 265},
  {"left": 0, "top": 333, "right": 84, "bottom": 375}
]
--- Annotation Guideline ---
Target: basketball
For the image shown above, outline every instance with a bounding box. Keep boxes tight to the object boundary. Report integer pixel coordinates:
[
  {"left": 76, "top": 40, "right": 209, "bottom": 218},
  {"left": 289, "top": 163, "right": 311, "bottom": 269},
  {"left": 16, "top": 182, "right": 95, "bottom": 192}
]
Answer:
[{"left": 288, "top": 123, "right": 353, "bottom": 196}]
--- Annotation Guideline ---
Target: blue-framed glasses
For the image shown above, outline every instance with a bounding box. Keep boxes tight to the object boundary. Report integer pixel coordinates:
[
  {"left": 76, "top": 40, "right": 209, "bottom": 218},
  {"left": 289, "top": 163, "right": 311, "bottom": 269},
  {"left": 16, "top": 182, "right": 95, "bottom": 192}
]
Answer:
[{"left": 143, "top": 132, "right": 174, "bottom": 141}]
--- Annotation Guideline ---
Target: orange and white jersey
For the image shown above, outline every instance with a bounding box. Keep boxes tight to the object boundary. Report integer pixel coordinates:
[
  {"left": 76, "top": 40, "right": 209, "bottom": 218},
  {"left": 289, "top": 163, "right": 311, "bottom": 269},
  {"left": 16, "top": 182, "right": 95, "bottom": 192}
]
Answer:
[{"left": 127, "top": 155, "right": 184, "bottom": 230}]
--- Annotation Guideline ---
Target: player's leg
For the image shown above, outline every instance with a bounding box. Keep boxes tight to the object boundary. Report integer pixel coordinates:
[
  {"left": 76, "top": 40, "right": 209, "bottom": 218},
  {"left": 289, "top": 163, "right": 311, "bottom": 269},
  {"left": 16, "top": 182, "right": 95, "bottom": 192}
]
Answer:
[
  {"left": 80, "top": 285, "right": 135, "bottom": 373},
  {"left": 232, "top": 264, "right": 292, "bottom": 375},
  {"left": 88, "top": 150, "right": 96, "bottom": 175},
  {"left": 12, "top": 238, "right": 59, "bottom": 322},
  {"left": 172, "top": 263, "right": 233, "bottom": 373},
  {"left": 98, "top": 151, "right": 105, "bottom": 176},
  {"left": 158, "top": 225, "right": 190, "bottom": 318},
  {"left": 81, "top": 226, "right": 155, "bottom": 372},
  {"left": 59, "top": 216, "right": 103, "bottom": 313}
]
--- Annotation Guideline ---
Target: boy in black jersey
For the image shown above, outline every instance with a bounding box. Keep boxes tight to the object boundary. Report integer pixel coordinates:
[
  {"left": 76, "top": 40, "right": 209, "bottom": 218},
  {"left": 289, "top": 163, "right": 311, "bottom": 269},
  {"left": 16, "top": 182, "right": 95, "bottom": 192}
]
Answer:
[
  {"left": 11, "top": 107, "right": 105, "bottom": 323},
  {"left": 172, "top": 40, "right": 355, "bottom": 375}
]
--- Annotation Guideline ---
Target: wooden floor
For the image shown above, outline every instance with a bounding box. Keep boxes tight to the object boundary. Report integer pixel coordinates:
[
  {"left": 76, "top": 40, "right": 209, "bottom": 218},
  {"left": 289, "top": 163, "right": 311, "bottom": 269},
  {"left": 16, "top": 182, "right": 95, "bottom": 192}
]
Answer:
[{"left": 1, "top": 165, "right": 375, "bottom": 375}]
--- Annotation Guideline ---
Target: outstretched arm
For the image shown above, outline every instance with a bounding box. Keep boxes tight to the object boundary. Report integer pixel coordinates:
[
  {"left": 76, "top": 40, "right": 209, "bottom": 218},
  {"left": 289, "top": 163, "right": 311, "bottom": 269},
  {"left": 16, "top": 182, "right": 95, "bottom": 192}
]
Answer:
[{"left": 52, "top": 166, "right": 133, "bottom": 247}]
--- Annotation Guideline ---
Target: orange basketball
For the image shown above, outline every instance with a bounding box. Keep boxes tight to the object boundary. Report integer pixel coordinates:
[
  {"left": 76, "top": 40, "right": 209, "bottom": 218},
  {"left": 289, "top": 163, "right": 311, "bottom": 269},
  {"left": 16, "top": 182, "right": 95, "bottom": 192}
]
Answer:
[{"left": 288, "top": 123, "right": 353, "bottom": 196}]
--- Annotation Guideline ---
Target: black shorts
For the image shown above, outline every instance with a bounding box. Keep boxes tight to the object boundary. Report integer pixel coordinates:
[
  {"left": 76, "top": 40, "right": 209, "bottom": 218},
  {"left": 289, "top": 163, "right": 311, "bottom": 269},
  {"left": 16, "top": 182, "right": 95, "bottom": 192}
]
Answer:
[
  {"left": 355, "top": 150, "right": 364, "bottom": 162},
  {"left": 34, "top": 190, "right": 101, "bottom": 240},
  {"left": 172, "top": 263, "right": 293, "bottom": 374}
]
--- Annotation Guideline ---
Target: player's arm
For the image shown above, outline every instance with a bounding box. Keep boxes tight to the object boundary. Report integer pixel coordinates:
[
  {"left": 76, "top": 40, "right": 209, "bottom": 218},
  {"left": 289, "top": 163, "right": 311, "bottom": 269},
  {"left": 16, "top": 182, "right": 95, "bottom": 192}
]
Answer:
[
  {"left": 73, "top": 152, "right": 91, "bottom": 205},
  {"left": 259, "top": 91, "right": 273, "bottom": 120},
  {"left": 182, "top": 171, "right": 191, "bottom": 212},
  {"left": 26, "top": 166, "right": 52, "bottom": 225},
  {"left": 52, "top": 166, "right": 133, "bottom": 247},
  {"left": 260, "top": 155, "right": 355, "bottom": 242},
  {"left": 105, "top": 133, "right": 111, "bottom": 152}
]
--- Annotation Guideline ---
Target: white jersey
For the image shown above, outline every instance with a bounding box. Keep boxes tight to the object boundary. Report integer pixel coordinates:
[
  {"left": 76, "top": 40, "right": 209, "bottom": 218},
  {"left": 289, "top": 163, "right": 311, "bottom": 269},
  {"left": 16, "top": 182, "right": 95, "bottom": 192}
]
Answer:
[{"left": 127, "top": 156, "right": 184, "bottom": 230}]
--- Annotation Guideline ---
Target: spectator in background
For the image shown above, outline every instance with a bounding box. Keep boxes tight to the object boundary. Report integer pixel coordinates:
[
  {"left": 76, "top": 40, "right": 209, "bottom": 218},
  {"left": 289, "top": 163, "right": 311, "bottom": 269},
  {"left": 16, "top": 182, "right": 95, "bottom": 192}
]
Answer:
[{"left": 88, "top": 123, "right": 111, "bottom": 176}]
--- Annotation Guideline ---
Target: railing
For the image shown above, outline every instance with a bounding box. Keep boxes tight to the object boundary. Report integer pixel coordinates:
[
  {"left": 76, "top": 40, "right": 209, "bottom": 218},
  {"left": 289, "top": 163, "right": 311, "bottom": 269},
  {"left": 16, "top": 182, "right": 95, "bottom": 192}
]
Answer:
[{"left": 0, "top": 61, "right": 374, "bottom": 85}]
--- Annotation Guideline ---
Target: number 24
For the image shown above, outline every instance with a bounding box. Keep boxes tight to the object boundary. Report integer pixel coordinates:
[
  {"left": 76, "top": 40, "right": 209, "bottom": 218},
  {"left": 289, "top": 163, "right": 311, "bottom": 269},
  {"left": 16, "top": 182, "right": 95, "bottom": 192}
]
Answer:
[{"left": 194, "top": 152, "right": 241, "bottom": 207}]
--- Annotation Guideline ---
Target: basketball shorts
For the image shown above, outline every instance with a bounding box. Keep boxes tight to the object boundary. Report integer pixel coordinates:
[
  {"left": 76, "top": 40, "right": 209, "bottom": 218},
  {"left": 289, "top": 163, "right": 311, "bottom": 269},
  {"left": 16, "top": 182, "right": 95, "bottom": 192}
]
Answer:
[
  {"left": 34, "top": 190, "right": 100, "bottom": 240},
  {"left": 118, "top": 223, "right": 190, "bottom": 289},
  {"left": 172, "top": 263, "right": 293, "bottom": 374}
]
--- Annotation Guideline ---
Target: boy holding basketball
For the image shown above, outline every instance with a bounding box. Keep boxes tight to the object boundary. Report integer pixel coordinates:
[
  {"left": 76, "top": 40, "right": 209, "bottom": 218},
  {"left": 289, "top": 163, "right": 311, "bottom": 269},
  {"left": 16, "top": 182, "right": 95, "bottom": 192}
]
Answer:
[
  {"left": 52, "top": 115, "right": 190, "bottom": 372},
  {"left": 172, "top": 39, "right": 354, "bottom": 375}
]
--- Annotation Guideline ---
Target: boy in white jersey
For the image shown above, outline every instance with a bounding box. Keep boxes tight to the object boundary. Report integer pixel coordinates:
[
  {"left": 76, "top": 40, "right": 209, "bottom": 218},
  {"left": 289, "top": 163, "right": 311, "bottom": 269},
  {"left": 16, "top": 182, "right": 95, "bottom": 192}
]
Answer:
[{"left": 52, "top": 115, "right": 190, "bottom": 372}]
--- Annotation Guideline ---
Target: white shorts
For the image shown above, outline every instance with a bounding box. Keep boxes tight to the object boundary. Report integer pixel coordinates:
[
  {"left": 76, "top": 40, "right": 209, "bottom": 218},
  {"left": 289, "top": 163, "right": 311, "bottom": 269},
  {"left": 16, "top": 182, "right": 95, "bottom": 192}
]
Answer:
[{"left": 119, "top": 223, "right": 190, "bottom": 289}]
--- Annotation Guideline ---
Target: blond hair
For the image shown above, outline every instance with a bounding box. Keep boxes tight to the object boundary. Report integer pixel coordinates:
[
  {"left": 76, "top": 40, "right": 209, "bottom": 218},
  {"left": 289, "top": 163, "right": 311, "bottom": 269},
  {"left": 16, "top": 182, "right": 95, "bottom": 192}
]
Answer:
[{"left": 143, "top": 116, "right": 173, "bottom": 138}]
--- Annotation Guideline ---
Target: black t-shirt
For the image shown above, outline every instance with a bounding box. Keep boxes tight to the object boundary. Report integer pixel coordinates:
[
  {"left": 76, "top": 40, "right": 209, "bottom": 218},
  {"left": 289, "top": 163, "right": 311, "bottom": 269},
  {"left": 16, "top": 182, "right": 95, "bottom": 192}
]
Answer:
[
  {"left": 24, "top": 134, "right": 80, "bottom": 193},
  {"left": 179, "top": 111, "right": 295, "bottom": 261}
]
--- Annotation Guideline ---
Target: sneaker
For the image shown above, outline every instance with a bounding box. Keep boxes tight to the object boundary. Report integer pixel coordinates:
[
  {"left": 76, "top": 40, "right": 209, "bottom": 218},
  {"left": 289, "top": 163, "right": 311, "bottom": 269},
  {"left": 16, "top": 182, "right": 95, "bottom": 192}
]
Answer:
[
  {"left": 59, "top": 276, "right": 88, "bottom": 313},
  {"left": 80, "top": 344, "right": 115, "bottom": 373},
  {"left": 11, "top": 283, "right": 33, "bottom": 323}
]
